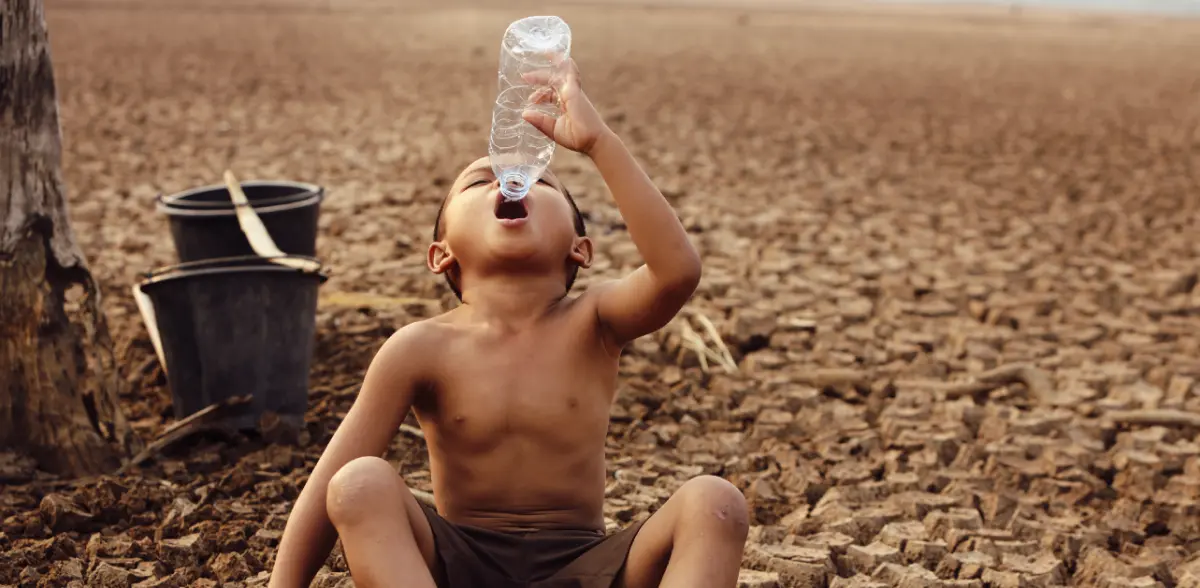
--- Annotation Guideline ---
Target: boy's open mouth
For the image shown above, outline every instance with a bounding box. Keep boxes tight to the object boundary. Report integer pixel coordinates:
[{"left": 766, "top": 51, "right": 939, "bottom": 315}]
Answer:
[{"left": 494, "top": 195, "right": 528, "bottom": 220}]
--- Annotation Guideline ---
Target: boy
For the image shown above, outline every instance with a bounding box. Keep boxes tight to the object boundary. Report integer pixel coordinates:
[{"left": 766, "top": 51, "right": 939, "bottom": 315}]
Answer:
[{"left": 268, "top": 58, "right": 749, "bottom": 588}]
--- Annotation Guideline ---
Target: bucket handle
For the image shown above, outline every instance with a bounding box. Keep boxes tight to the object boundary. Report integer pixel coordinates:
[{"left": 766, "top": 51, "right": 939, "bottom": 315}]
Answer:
[
  {"left": 223, "top": 170, "right": 322, "bottom": 273},
  {"left": 132, "top": 282, "right": 168, "bottom": 377}
]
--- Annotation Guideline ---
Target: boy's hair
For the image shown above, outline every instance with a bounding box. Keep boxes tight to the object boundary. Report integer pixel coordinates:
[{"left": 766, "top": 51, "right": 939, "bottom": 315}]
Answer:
[{"left": 432, "top": 183, "right": 588, "bottom": 301}]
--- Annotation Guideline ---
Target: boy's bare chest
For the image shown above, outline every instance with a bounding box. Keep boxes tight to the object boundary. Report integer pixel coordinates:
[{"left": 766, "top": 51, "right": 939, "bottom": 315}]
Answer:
[{"left": 418, "top": 323, "right": 617, "bottom": 448}]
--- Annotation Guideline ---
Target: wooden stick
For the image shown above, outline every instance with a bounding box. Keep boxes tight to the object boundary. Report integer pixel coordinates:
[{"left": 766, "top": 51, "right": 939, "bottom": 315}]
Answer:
[
  {"left": 131, "top": 283, "right": 168, "bottom": 376},
  {"left": 1106, "top": 409, "right": 1200, "bottom": 429},
  {"left": 116, "top": 395, "right": 250, "bottom": 475},
  {"left": 126, "top": 354, "right": 159, "bottom": 384},
  {"left": 165, "top": 395, "right": 250, "bottom": 437},
  {"left": 794, "top": 368, "right": 874, "bottom": 389},
  {"left": 223, "top": 170, "right": 320, "bottom": 272},
  {"left": 410, "top": 488, "right": 435, "bottom": 508},
  {"left": 896, "top": 362, "right": 1053, "bottom": 403}
]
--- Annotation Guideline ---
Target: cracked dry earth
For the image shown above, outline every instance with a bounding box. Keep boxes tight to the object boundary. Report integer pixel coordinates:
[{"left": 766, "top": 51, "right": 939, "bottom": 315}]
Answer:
[{"left": 4, "top": 1, "right": 1200, "bottom": 586}]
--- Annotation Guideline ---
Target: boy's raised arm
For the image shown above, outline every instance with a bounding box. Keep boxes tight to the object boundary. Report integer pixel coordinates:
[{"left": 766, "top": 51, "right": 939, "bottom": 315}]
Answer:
[
  {"left": 268, "top": 325, "right": 428, "bottom": 588},
  {"left": 522, "top": 59, "right": 701, "bottom": 349},
  {"left": 587, "top": 129, "right": 702, "bottom": 348}
]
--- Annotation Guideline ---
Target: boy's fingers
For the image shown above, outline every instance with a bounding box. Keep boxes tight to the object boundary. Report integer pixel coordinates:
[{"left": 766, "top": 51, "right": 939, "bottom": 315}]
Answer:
[
  {"left": 529, "top": 87, "right": 555, "bottom": 105},
  {"left": 565, "top": 58, "right": 581, "bottom": 86},
  {"left": 522, "top": 110, "right": 556, "bottom": 138},
  {"left": 521, "top": 69, "right": 553, "bottom": 86}
]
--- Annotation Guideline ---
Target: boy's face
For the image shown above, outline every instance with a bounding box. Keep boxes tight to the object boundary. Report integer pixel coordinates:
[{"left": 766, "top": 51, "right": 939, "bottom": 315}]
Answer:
[{"left": 429, "top": 156, "right": 591, "bottom": 288}]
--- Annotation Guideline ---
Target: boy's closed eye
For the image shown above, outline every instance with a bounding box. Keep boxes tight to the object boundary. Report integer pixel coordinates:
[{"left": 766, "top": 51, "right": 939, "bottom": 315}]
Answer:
[{"left": 465, "top": 177, "right": 553, "bottom": 190}]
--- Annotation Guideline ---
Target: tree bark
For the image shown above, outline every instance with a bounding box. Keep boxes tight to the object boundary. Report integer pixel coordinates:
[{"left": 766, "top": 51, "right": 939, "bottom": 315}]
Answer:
[{"left": 0, "top": 0, "right": 138, "bottom": 476}]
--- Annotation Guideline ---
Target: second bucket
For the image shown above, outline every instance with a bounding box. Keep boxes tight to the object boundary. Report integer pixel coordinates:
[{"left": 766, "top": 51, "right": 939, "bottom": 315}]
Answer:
[
  {"left": 157, "top": 180, "right": 323, "bottom": 263},
  {"left": 138, "top": 255, "right": 327, "bottom": 431}
]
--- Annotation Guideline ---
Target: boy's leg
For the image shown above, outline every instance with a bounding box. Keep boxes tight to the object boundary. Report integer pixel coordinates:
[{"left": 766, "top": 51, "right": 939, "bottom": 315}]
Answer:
[
  {"left": 619, "top": 475, "right": 750, "bottom": 588},
  {"left": 326, "top": 456, "right": 440, "bottom": 588}
]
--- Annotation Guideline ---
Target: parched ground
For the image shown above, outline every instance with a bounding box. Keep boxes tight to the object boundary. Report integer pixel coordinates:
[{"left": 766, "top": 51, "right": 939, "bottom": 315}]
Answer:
[{"left": 3, "top": 0, "right": 1200, "bottom": 586}]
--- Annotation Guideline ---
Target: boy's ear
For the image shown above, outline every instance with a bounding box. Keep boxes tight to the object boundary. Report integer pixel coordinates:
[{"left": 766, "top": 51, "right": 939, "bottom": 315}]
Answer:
[
  {"left": 569, "top": 236, "right": 593, "bottom": 269},
  {"left": 428, "top": 241, "right": 456, "bottom": 274}
]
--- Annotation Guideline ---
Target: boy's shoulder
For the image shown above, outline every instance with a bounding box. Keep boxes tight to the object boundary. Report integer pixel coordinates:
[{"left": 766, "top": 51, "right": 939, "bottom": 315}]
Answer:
[
  {"left": 373, "top": 306, "right": 487, "bottom": 356},
  {"left": 365, "top": 314, "right": 472, "bottom": 389},
  {"left": 382, "top": 313, "right": 457, "bottom": 347},
  {"left": 371, "top": 315, "right": 455, "bottom": 366}
]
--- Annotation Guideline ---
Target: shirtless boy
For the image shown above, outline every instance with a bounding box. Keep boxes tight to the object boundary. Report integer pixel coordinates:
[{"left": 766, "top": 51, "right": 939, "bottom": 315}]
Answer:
[{"left": 268, "top": 58, "right": 749, "bottom": 588}]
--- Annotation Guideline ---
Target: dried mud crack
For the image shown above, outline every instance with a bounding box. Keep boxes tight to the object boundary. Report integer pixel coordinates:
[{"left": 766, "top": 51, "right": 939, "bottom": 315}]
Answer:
[{"left": 3, "top": 1, "right": 1200, "bottom": 586}]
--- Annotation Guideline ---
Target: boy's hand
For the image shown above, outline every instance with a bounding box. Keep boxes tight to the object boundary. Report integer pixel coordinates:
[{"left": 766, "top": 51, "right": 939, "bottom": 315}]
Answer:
[{"left": 521, "top": 58, "right": 611, "bottom": 156}]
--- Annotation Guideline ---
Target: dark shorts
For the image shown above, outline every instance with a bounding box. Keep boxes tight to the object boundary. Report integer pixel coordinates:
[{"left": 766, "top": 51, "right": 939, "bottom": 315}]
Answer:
[{"left": 419, "top": 504, "right": 645, "bottom": 588}]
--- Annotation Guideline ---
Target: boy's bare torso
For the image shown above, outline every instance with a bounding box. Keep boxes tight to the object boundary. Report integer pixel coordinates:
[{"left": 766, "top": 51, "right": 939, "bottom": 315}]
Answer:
[{"left": 409, "top": 294, "right": 620, "bottom": 533}]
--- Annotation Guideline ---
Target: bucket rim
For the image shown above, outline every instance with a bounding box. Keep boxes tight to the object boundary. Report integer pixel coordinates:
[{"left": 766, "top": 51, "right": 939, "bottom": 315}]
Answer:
[
  {"left": 162, "top": 179, "right": 322, "bottom": 205},
  {"left": 156, "top": 183, "right": 324, "bottom": 217},
  {"left": 144, "top": 252, "right": 323, "bottom": 273},
  {"left": 139, "top": 254, "right": 328, "bottom": 289},
  {"left": 156, "top": 191, "right": 323, "bottom": 218}
]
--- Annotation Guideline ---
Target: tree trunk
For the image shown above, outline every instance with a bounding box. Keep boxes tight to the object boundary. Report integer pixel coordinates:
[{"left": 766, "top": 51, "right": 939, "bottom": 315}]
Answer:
[{"left": 0, "top": 0, "right": 138, "bottom": 476}]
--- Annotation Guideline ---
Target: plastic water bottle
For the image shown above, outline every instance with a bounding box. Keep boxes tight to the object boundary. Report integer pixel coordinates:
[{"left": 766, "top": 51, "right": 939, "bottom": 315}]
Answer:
[{"left": 489, "top": 16, "right": 572, "bottom": 201}]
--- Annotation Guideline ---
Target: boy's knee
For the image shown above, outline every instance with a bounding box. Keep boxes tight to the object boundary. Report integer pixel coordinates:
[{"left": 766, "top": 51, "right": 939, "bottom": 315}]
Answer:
[
  {"left": 326, "top": 456, "right": 404, "bottom": 526},
  {"left": 677, "top": 475, "right": 750, "bottom": 540}
]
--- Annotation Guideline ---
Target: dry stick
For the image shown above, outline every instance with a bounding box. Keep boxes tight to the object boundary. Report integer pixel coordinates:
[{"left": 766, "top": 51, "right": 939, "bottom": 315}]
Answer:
[
  {"left": 399, "top": 424, "right": 425, "bottom": 440},
  {"left": 898, "top": 362, "right": 1053, "bottom": 403},
  {"left": 131, "top": 283, "right": 168, "bottom": 376},
  {"left": 677, "top": 321, "right": 705, "bottom": 372},
  {"left": 116, "top": 396, "right": 251, "bottom": 475},
  {"left": 1106, "top": 409, "right": 1200, "bottom": 429},
  {"left": 679, "top": 322, "right": 715, "bottom": 372},
  {"left": 410, "top": 488, "right": 436, "bottom": 508},
  {"left": 693, "top": 318, "right": 737, "bottom": 372},
  {"left": 968, "top": 363, "right": 1053, "bottom": 402},
  {"left": 319, "top": 292, "right": 441, "bottom": 310},
  {"left": 126, "top": 355, "right": 159, "bottom": 384},
  {"left": 795, "top": 368, "right": 875, "bottom": 389},
  {"left": 694, "top": 340, "right": 711, "bottom": 372},
  {"left": 679, "top": 317, "right": 736, "bottom": 373},
  {"left": 689, "top": 339, "right": 711, "bottom": 373},
  {"left": 690, "top": 310, "right": 738, "bottom": 372},
  {"left": 223, "top": 170, "right": 320, "bottom": 272},
  {"left": 394, "top": 424, "right": 434, "bottom": 506}
]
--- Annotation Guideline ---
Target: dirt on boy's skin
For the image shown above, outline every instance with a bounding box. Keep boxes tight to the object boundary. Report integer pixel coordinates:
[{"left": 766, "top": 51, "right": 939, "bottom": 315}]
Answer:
[{"left": 2, "top": 1, "right": 1199, "bottom": 585}]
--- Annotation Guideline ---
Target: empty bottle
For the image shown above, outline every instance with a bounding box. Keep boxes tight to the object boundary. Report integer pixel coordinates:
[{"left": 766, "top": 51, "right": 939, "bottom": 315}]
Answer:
[{"left": 489, "top": 16, "right": 572, "bottom": 201}]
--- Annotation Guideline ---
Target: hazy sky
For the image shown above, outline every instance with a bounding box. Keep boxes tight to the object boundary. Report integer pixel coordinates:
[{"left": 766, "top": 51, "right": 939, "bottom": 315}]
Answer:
[{"left": 885, "top": 0, "right": 1200, "bottom": 15}]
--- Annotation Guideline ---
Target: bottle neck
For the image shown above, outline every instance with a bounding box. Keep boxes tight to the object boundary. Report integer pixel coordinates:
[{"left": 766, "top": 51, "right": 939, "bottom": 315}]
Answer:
[{"left": 499, "top": 172, "right": 530, "bottom": 200}]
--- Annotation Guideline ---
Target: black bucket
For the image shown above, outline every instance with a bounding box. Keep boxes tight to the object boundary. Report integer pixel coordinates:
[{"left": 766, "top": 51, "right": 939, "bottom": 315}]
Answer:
[
  {"left": 156, "top": 181, "right": 323, "bottom": 263},
  {"left": 138, "top": 255, "right": 327, "bottom": 431}
]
